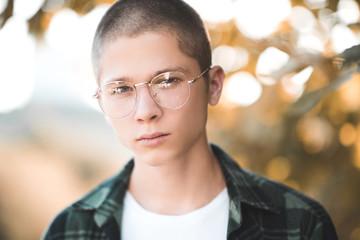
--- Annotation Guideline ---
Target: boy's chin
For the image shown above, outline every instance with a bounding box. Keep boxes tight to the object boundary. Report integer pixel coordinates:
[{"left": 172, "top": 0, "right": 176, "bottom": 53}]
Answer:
[{"left": 134, "top": 149, "right": 178, "bottom": 168}]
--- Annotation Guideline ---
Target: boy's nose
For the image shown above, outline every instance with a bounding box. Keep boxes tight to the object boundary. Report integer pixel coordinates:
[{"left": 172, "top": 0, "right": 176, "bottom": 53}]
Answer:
[{"left": 134, "top": 86, "right": 163, "bottom": 122}]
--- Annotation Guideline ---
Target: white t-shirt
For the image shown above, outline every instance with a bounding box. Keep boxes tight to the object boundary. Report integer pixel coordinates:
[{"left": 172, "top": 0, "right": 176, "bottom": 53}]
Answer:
[{"left": 121, "top": 188, "right": 229, "bottom": 240}]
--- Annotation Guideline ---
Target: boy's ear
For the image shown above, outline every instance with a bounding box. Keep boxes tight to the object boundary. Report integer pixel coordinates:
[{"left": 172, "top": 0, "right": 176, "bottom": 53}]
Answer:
[{"left": 208, "top": 65, "right": 225, "bottom": 106}]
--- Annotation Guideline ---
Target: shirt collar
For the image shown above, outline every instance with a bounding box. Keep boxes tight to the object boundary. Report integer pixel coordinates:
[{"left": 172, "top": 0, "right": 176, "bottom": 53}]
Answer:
[
  {"left": 71, "top": 160, "right": 134, "bottom": 228},
  {"left": 212, "top": 144, "right": 280, "bottom": 213},
  {"left": 210, "top": 144, "right": 281, "bottom": 236}
]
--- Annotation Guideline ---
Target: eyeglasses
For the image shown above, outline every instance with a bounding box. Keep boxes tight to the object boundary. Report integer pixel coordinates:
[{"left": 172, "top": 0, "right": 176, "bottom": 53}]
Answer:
[{"left": 94, "top": 67, "right": 210, "bottom": 118}]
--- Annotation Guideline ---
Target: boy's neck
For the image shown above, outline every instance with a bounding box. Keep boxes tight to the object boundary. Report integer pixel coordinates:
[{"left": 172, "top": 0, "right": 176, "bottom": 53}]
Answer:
[{"left": 128, "top": 139, "right": 226, "bottom": 215}]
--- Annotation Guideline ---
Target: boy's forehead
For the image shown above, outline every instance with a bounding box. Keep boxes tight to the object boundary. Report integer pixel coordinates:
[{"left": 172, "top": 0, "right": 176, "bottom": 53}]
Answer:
[
  {"left": 99, "top": 32, "right": 199, "bottom": 84},
  {"left": 102, "top": 30, "right": 178, "bottom": 52}
]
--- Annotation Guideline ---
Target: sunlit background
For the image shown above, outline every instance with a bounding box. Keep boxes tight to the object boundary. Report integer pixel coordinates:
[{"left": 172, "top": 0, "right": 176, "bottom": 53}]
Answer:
[{"left": 0, "top": 0, "right": 360, "bottom": 239}]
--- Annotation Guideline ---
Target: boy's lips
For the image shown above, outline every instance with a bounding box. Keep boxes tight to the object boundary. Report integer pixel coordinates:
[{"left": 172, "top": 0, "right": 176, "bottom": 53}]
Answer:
[
  {"left": 136, "top": 132, "right": 170, "bottom": 146},
  {"left": 137, "top": 132, "right": 169, "bottom": 140}
]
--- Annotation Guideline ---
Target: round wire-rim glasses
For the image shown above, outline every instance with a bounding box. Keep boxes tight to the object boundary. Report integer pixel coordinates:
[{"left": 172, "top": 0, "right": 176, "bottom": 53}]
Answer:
[{"left": 93, "top": 67, "right": 210, "bottom": 118}]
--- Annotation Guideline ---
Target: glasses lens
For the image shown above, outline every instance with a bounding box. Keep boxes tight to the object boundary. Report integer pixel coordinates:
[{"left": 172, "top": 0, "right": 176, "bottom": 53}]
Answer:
[
  {"left": 151, "top": 72, "right": 190, "bottom": 109},
  {"left": 99, "top": 81, "right": 136, "bottom": 118}
]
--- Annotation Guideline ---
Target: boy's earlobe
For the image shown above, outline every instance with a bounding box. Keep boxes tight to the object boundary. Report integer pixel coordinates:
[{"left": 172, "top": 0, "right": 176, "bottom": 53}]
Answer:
[{"left": 208, "top": 66, "right": 225, "bottom": 106}]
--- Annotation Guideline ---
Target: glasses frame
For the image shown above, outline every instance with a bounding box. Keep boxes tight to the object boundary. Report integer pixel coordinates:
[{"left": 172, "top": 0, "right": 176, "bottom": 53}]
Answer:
[{"left": 94, "top": 67, "right": 211, "bottom": 118}]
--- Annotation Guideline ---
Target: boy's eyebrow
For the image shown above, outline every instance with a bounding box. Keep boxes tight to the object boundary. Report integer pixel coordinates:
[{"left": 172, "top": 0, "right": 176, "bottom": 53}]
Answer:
[
  {"left": 104, "top": 66, "right": 192, "bottom": 84},
  {"left": 152, "top": 66, "right": 191, "bottom": 78},
  {"left": 104, "top": 76, "right": 132, "bottom": 84}
]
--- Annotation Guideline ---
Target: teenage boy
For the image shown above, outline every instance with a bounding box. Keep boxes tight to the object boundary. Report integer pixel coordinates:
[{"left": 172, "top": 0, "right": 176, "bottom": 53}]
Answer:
[{"left": 43, "top": 0, "right": 338, "bottom": 239}]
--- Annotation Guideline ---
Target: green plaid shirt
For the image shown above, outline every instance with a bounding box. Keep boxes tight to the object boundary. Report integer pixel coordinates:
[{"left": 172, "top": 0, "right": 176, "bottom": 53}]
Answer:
[{"left": 43, "top": 144, "right": 338, "bottom": 240}]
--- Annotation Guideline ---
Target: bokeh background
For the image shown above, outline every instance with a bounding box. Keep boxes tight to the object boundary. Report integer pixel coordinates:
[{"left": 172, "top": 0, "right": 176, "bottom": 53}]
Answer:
[{"left": 0, "top": 0, "right": 360, "bottom": 239}]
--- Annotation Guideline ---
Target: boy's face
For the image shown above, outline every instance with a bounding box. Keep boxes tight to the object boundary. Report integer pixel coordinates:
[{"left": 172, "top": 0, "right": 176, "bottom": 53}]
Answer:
[{"left": 98, "top": 32, "right": 223, "bottom": 166}]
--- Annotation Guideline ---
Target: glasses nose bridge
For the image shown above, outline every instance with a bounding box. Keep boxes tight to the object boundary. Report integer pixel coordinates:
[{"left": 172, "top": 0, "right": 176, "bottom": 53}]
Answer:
[
  {"left": 133, "top": 81, "right": 156, "bottom": 103},
  {"left": 133, "top": 81, "right": 154, "bottom": 98},
  {"left": 134, "top": 81, "right": 151, "bottom": 89}
]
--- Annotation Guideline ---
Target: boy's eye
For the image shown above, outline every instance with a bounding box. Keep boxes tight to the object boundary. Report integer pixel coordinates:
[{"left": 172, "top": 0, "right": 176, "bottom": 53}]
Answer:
[
  {"left": 155, "top": 77, "right": 182, "bottom": 89},
  {"left": 107, "top": 85, "right": 134, "bottom": 95}
]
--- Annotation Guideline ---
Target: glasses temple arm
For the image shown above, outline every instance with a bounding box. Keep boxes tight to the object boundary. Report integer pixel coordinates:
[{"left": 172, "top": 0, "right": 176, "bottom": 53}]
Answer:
[
  {"left": 93, "top": 89, "right": 101, "bottom": 99},
  {"left": 188, "top": 67, "right": 211, "bottom": 84}
]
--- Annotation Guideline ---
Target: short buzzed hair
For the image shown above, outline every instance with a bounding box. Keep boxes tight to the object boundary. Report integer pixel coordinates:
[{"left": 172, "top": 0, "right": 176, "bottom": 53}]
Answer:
[{"left": 92, "top": 0, "right": 212, "bottom": 83}]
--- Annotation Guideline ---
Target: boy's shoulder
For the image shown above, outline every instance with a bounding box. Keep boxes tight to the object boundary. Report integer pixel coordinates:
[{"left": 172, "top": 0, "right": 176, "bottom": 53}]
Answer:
[
  {"left": 42, "top": 160, "right": 134, "bottom": 240},
  {"left": 212, "top": 143, "right": 327, "bottom": 212},
  {"left": 239, "top": 165, "right": 331, "bottom": 219},
  {"left": 211, "top": 143, "right": 338, "bottom": 239}
]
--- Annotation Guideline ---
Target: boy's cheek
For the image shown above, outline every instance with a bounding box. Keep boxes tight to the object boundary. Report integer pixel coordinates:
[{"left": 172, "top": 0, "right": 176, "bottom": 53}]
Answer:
[{"left": 109, "top": 120, "right": 133, "bottom": 143}]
